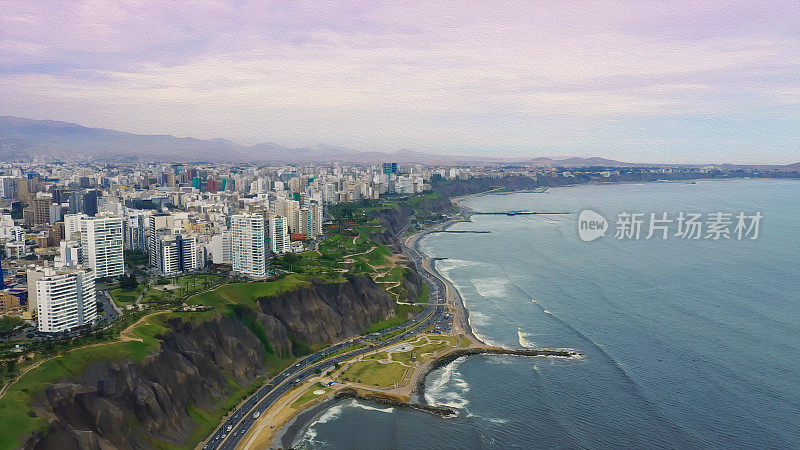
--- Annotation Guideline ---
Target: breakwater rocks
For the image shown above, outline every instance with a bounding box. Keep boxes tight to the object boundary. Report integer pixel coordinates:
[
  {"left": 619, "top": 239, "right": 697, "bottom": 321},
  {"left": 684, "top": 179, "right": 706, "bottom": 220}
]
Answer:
[
  {"left": 333, "top": 388, "right": 456, "bottom": 418},
  {"left": 414, "top": 347, "right": 581, "bottom": 404}
]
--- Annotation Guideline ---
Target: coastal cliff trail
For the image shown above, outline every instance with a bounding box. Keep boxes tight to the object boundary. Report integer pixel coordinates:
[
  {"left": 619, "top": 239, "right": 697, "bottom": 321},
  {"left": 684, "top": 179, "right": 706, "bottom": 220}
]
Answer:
[
  {"left": 340, "top": 245, "right": 377, "bottom": 263},
  {"left": 0, "top": 310, "right": 168, "bottom": 400}
]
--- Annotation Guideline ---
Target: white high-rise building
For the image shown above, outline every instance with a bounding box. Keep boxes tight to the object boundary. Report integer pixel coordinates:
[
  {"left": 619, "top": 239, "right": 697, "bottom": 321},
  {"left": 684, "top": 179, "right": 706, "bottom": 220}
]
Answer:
[
  {"left": 35, "top": 267, "right": 96, "bottom": 334},
  {"left": 148, "top": 213, "right": 174, "bottom": 267},
  {"left": 269, "top": 216, "right": 290, "bottom": 254},
  {"left": 64, "top": 213, "right": 88, "bottom": 240},
  {"left": 231, "top": 214, "right": 266, "bottom": 278},
  {"left": 209, "top": 230, "right": 232, "bottom": 264},
  {"left": 80, "top": 216, "right": 124, "bottom": 279}
]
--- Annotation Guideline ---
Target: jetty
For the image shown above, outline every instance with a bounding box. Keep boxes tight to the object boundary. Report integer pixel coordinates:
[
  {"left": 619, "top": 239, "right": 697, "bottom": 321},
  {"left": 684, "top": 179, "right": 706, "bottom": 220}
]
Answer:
[
  {"left": 427, "top": 230, "right": 491, "bottom": 234},
  {"left": 472, "top": 210, "right": 570, "bottom": 216}
]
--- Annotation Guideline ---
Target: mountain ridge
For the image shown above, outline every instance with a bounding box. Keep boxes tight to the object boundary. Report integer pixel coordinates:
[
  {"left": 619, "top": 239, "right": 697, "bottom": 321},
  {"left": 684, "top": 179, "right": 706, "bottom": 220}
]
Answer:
[{"left": 1, "top": 116, "right": 797, "bottom": 168}]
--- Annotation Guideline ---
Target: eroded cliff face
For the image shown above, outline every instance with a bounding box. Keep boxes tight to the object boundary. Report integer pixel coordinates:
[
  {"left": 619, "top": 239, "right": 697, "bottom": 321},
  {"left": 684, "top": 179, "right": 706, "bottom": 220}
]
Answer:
[
  {"left": 257, "top": 274, "right": 396, "bottom": 348},
  {"left": 27, "top": 314, "right": 266, "bottom": 450},
  {"left": 24, "top": 275, "right": 399, "bottom": 449}
]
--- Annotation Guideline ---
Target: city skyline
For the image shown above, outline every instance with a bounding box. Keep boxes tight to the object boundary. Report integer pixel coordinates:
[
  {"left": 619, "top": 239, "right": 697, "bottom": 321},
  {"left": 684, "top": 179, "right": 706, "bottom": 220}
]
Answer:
[{"left": 1, "top": 2, "right": 799, "bottom": 164}]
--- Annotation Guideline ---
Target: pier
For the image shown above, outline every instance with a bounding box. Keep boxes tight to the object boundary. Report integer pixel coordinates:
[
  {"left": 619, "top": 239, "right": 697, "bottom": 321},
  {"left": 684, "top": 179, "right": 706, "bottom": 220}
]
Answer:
[
  {"left": 427, "top": 230, "right": 491, "bottom": 234},
  {"left": 472, "top": 211, "right": 570, "bottom": 216}
]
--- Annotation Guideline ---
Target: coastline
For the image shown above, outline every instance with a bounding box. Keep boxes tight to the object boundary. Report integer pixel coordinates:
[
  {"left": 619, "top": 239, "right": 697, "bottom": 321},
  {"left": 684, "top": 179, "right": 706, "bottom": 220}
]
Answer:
[
  {"left": 254, "top": 188, "right": 571, "bottom": 448},
  {"left": 404, "top": 192, "right": 482, "bottom": 344},
  {"left": 266, "top": 194, "right": 483, "bottom": 448}
]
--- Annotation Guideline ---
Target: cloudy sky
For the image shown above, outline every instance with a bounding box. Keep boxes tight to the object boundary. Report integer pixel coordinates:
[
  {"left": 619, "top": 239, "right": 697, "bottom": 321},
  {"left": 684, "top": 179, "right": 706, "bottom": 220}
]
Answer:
[{"left": 1, "top": 1, "right": 798, "bottom": 163}]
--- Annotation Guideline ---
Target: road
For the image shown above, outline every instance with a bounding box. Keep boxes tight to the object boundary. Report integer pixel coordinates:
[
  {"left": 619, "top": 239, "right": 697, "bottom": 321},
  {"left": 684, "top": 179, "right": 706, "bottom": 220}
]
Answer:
[
  {"left": 207, "top": 221, "right": 450, "bottom": 450},
  {"left": 208, "top": 302, "right": 445, "bottom": 449},
  {"left": 97, "top": 289, "right": 121, "bottom": 322}
]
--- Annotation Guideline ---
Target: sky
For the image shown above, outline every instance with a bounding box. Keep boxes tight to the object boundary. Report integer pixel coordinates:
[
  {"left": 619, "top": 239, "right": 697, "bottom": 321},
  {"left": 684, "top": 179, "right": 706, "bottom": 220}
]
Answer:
[{"left": 1, "top": 1, "right": 798, "bottom": 164}]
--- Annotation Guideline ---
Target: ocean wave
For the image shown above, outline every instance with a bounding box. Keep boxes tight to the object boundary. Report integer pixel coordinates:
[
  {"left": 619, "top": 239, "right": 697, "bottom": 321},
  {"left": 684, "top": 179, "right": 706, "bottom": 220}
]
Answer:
[
  {"left": 312, "top": 403, "right": 345, "bottom": 425},
  {"left": 425, "top": 357, "right": 470, "bottom": 410},
  {"left": 436, "top": 258, "right": 479, "bottom": 271},
  {"left": 476, "top": 415, "right": 510, "bottom": 424},
  {"left": 465, "top": 314, "right": 503, "bottom": 347},
  {"left": 517, "top": 326, "right": 537, "bottom": 348},
  {"left": 470, "top": 277, "right": 511, "bottom": 298},
  {"left": 349, "top": 400, "right": 394, "bottom": 414},
  {"left": 295, "top": 403, "right": 345, "bottom": 448}
]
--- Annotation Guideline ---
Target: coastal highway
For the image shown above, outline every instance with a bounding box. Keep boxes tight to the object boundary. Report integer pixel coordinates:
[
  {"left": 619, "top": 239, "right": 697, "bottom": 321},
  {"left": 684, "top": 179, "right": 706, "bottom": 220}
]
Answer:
[
  {"left": 207, "top": 220, "right": 450, "bottom": 449},
  {"left": 207, "top": 301, "right": 445, "bottom": 450}
]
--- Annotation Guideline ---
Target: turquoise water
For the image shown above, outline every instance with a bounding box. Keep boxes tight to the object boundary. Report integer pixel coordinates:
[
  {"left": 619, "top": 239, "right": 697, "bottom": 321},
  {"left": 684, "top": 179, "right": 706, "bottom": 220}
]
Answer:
[{"left": 296, "top": 179, "right": 800, "bottom": 449}]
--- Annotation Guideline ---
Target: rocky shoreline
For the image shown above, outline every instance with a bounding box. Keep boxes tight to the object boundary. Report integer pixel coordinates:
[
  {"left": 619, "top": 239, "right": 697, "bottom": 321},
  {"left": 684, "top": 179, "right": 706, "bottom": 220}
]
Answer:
[{"left": 413, "top": 347, "right": 581, "bottom": 405}]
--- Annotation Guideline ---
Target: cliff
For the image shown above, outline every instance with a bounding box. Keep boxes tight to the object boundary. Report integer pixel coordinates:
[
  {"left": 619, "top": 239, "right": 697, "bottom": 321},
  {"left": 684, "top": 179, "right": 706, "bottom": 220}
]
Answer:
[
  {"left": 23, "top": 275, "right": 397, "bottom": 449},
  {"left": 27, "top": 314, "right": 266, "bottom": 449},
  {"left": 256, "top": 275, "right": 396, "bottom": 349}
]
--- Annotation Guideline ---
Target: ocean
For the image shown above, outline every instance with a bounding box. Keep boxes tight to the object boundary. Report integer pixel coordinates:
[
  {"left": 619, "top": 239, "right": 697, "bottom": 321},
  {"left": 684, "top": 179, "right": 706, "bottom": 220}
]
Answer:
[{"left": 294, "top": 179, "right": 800, "bottom": 449}]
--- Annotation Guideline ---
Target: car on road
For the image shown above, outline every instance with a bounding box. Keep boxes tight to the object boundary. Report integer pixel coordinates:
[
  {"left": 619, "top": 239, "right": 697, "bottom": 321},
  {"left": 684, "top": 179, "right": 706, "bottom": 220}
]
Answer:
[{"left": 253, "top": 411, "right": 261, "bottom": 419}]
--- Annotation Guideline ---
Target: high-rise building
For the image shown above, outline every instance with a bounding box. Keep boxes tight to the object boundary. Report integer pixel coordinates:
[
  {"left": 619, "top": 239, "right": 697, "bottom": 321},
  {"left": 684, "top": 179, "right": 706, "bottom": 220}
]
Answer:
[
  {"left": 231, "top": 214, "right": 266, "bottom": 278},
  {"left": 125, "top": 211, "right": 149, "bottom": 251},
  {"left": 64, "top": 213, "right": 88, "bottom": 241},
  {"left": 0, "top": 176, "right": 17, "bottom": 199},
  {"left": 298, "top": 208, "right": 313, "bottom": 238},
  {"left": 309, "top": 201, "right": 323, "bottom": 238},
  {"left": 269, "top": 216, "right": 290, "bottom": 254},
  {"left": 34, "top": 267, "right": 96, "bottom": 334},
  {"left": 26, "top": 193, "right": 52, "bottom": 226},
  {"left": 209, "top": 230, "right": 232, "bottom": 264},
  {"left": 49, "top": 203, "right": 63, "bottom": 225},
  {"left": 82, "top": 190, "right": 99, "bottom": 216},
  {"left": 80, "top": 216, "right": 124, "bottom": 279},
  {"left": 148, "top": 213, "right": 174, "bottom": 267},
  {"left": 152, "top": 232, "right": 199, "bottom": 275},
  {"left": 26, "top": 267, "right": 45, "bottom": 313},
  {"left": 382, "top": 162, "right": 398, "bottom": 175}
]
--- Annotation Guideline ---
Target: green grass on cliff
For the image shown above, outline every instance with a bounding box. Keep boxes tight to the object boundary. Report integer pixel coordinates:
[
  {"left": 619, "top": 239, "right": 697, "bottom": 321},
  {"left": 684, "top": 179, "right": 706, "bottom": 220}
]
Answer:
[
  {"left": 189, "top": 274, "right": 311, "bottom": 309},
  {"left": 363, "top": 304, "right": 424, "bottom": 334},
  {"left": 0, "top": 317, "right": 168, "bottom": 449}
]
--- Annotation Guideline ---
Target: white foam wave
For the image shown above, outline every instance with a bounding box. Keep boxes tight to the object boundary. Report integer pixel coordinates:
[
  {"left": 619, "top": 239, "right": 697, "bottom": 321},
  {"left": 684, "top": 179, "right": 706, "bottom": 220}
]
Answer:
[
  {"left": 349, "top": 400, "right": 394, "bottom": 414},
  {"left": 425, "top": 357, "right": 470, "bottom": 410},
  {"left": 312, "top": 403, "right": 345, "bottom": 425},
  {"left": 470, "top": 277, "right": 510, "bottom": 298},
  {"left": 478, "top": 415, "right": 510, "bottom": 424},
  {"left": 436, "top": 258, "right": 479, "bottom": 271},
  {"left": 296, "top": 404, "right": 345, "bottom": 448},
  {"left": 465, "top": 314, "right": 503, "bottom": 347},
  {"left": 517, "top": 327, "right": 537, "bottom": 348},
  {"left": 467, "top": 309, "right": 490, "bottom": 326}
]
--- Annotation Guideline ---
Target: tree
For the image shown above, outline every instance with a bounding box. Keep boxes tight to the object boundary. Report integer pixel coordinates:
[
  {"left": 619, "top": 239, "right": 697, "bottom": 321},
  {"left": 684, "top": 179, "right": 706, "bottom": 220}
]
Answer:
[{"left": 118, "top": 274, "right": 138, "bottom": 290}]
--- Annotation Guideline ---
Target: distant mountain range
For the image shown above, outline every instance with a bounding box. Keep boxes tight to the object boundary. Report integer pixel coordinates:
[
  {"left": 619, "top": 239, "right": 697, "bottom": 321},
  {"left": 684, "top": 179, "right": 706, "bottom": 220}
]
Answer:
[
  {"left": 0, "top": 116, "right": 472, "bottom": 164},
  {"left": 0, "top": 116, "right": 797, "bottom": 169}
]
